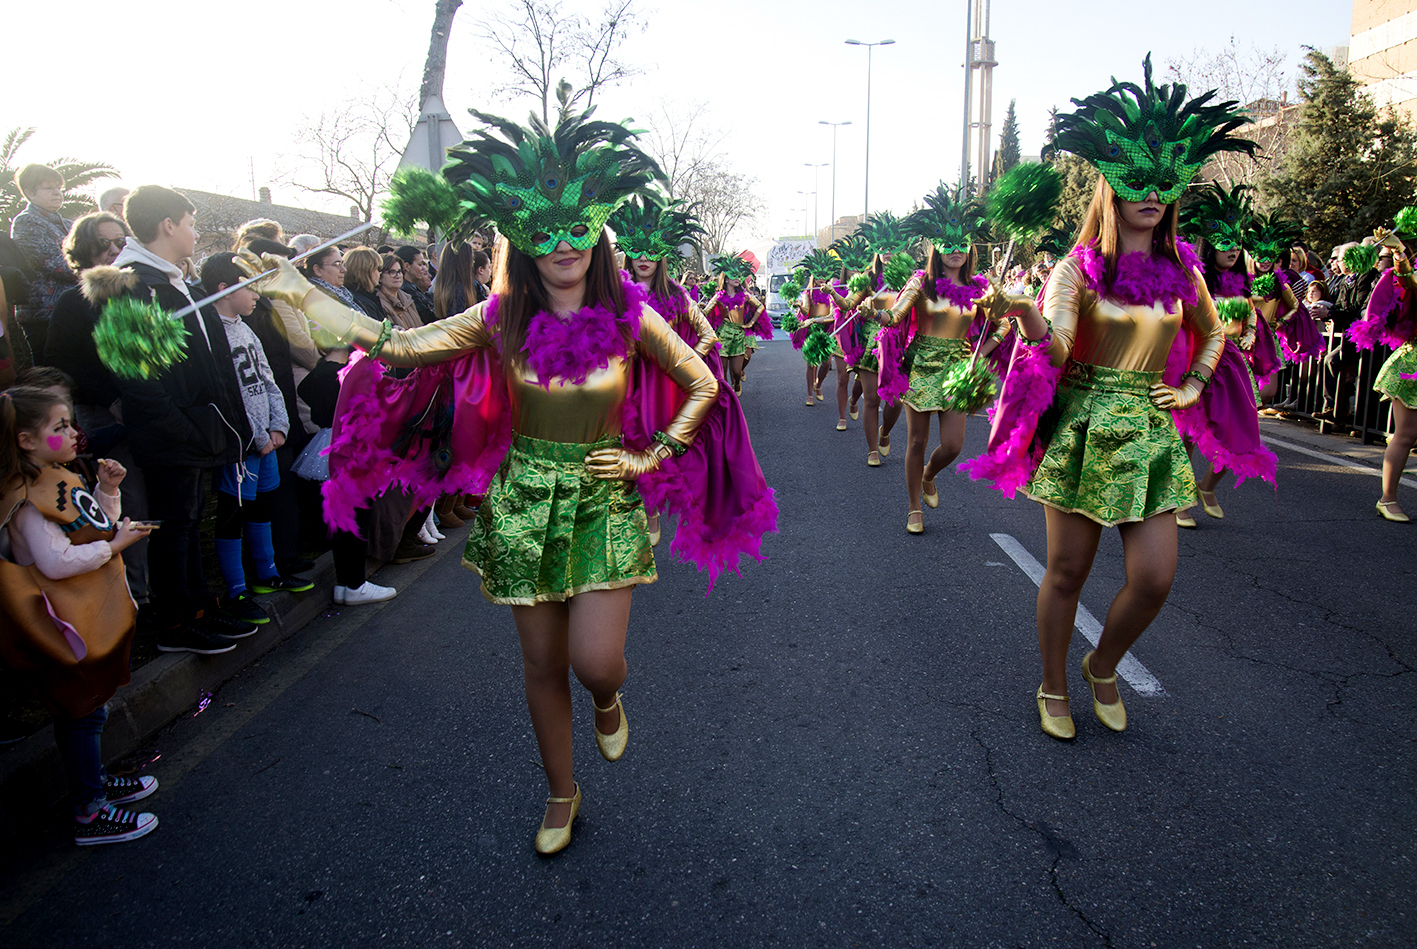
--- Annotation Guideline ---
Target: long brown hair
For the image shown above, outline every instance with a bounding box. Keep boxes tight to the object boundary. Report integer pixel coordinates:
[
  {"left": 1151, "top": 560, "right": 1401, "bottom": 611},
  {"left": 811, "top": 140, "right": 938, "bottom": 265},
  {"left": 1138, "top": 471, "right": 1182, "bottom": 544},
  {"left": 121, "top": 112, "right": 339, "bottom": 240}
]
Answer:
[
  {"left": 921, "top": 245, "right": 977, "bottom": 302},
  {"left": 434, "top": 241, "right": 475, "bottom": 319},
  {"left": 0, "top": 386, "right": 72, "bottom": 487},
  {"left": 492, "top": 230, "right": 629, "bottom": 378},
  {"left": 628, "top": 256, "right": 675, "bottom": 301},
  {"left": 1074, "top": 177, "right": 1181, "bottom": 291}
]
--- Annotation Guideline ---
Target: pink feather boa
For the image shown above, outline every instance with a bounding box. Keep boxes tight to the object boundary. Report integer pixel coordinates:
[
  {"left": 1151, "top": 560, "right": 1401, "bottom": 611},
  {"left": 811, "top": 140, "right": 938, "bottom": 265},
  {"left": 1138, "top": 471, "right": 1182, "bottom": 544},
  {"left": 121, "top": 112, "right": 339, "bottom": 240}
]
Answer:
[
  {"left": 935, "top": 273, "right": 989, "bottom": 308},
  {"left": 514, "top": 276, "right": 647, "bottom": 385},
  {"left": 1073, "top": 240, "right": 1201, "bottom": 308},
  {"left": 1215, "top": 269, "right": 1250, "bottom": 299},
  {"left": 958, "top": 337, "right": 1064, "bottom": 496},
  {"left": 1164, "top": 331, "right": 1276, "bottom": 488},
  {"left": 1349, "top": 269, "right": 1417, "bottom": 351}
]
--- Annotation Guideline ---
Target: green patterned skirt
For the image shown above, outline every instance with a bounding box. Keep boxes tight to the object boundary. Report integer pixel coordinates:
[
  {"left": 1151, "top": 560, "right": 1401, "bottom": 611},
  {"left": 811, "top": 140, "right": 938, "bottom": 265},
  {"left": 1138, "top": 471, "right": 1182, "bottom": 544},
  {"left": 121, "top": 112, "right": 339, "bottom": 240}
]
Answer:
[
  {"left": 1024, "top": 363, "right": 1195, "bottom": 526},
  {"left": 1375, "top": 341, "right": 1417, "bottom": 410},
  {"left": 848, "top": 322, "right": 882, "bottom": 374},
  {"left": 903, "top": 335, "right": 971, "bottom": 413},
  {"left": 719, "top": 320, "right": 747, "bottom": 357},
  {"left": 463, "top": 434, "right": 656, "bottom": 605}
]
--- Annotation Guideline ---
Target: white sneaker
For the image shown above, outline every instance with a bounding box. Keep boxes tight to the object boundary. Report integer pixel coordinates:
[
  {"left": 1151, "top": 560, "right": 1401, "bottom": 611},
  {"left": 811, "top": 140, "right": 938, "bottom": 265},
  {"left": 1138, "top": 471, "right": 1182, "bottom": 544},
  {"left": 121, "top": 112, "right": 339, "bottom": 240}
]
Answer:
[
  {"left": 342, "top": 581, "right": 396, "bottom": 605},
  {"left": 333, "top": 585, "right": 347, "bottom": 605},
  {"left": 418, "top": 526, "right": 439, "bottom": 545},
  {"left": 423, "top": 510, "right": 445, "bottom": 541}
]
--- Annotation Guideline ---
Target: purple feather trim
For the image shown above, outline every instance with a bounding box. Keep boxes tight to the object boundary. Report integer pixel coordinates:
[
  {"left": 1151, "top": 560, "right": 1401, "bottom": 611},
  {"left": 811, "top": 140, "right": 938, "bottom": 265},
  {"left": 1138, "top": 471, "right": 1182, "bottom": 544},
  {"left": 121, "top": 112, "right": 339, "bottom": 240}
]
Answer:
[
  {"left": 1072, "top": 240, "right": 1200, "bottom": 309},
  {"left": 935, "top": 274, "right": 989, "bottom": 308},
  {"left": 648, "top": 282, "right": 690, "bottom": 321},
  {"left": 790, "top": 324, "right": 810, "bottom": 349},
  {"left": 1216, "top": 269, "right": 1250, "bottom": 299},
  {"left": 716, "top": 290, "right": 747, "bottom": 309},
  {"left": 521, "top": 276, "right": 646, "bottom": 386},
  {"left": 959, "top": 337, "right": 1063, "bottom": 496},
  {"left": 1349, "top": 269, "right": 1417, "bottom": 350},
  {"left": 876, "top": 319, "right": 911, "bottom": 404}
]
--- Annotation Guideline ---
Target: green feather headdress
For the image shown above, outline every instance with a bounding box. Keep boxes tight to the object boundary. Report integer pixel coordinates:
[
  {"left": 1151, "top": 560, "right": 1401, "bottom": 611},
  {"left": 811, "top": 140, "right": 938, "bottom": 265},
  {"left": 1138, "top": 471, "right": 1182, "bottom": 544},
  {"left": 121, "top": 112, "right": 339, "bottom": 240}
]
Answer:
[
  {"left": 857, "top": 212, "right": 915, "bottom": 257},
  {"left": 828, "top": 234, "right": 873, "bottom": 272},
  {"left": 796, "top": 250, "right": 841, "bottom": 281},
  {"left": 1042, "top": 54, "right": 1257, "bottom": 203},
  {"left": 1036, "top": 224, "right": 1077, "bottom": 259},
  {"left": 711, "top": 254, "right": 755, "bottom": 281},
  {"left": 610, "top": 197, "right": 704, "bottom": 261},
  {"left": 1179, "top": 183, "right": 1252, "bottom": 251},
  {"left": 907, "top": 184, "right": 987, "bottom": 255},
  {"left": 1244, "top": 211, "right": 1302, "bottom": 264},
  {"left": 441, "top": 107, "right": 665, "bottom": 257}
]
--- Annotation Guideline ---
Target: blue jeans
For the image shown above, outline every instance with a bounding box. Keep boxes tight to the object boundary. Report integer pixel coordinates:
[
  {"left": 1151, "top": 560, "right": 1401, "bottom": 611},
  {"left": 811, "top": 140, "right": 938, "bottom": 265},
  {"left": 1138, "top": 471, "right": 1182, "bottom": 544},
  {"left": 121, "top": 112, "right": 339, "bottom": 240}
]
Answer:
[{"left": 53, "top": 704, "right": 109, "bottom": 816}]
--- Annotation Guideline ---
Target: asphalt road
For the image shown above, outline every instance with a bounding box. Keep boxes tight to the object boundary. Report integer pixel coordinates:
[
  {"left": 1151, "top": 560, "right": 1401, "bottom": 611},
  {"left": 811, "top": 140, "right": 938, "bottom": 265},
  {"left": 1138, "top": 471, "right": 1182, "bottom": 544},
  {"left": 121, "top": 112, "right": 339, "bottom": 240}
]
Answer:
[{"left": 3, "top": 341, "right": 1414, "bottom": 948}]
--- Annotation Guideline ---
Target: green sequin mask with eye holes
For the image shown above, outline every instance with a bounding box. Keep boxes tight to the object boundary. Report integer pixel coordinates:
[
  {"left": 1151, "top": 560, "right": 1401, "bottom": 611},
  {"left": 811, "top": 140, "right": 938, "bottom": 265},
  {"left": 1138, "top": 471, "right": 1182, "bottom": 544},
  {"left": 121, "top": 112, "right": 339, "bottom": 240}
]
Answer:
[
  {"left": 441, "top": 107, "right": 666, "bottom": 258},
  {"left": 610, "top": 197, "right": 705, "bottom": 262},
  {"left": 1179, "top": 183, "right": 1252, "bottom": 253},
  {"left": 1244, "top": 211, "right": 1302, "bottom": 265},
  {"left": 1044, "top": 53, "right": 1257, "bottom": 205},
  {"left": 907, "top": 183, "right": 985, "bottom": 257}
]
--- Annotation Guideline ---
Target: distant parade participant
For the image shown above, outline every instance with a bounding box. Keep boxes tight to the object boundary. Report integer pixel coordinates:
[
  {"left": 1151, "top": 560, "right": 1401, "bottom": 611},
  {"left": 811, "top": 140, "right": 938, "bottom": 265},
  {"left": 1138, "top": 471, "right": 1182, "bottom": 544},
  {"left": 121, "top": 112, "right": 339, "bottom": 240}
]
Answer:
[
  {"left": 699, "top": 255, "right": 766, "bottom": 394},
  {"left": 876, "top": 185, "right": 1009, "bottom": 533},
  {"left": 241, "top": 108, "right": 776, "bottom": 854},
  {"left": 785, "top": 251, "right": 846, "bottom": 416},
  {"left": 964, "top": 57, "right": 1251, "bottom": 740}
]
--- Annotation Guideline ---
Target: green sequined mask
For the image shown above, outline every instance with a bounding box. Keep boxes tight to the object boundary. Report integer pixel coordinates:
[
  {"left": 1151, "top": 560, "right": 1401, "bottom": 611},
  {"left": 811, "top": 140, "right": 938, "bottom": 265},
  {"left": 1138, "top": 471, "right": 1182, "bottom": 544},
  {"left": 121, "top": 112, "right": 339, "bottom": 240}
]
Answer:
[
  {"left": 1044, "top": 54, "right": 1256, "bottom": 204},
  {"left": 711, "top": 254, "right": 755, "bottom": 281},
  {"left": 1180, "top": 183, "right": 1251, "bottom": 252},
  {"left": 441, "top": 108, "right": 665, "bottom": 257},
  {"left": 857, "top": 212, "right": 915, "bottom": 257},
  {"left": 907, "top": 184, "right": 985, "bottom": 256},
  {"left": 611, "top": 198, "right": 704, "bottom": 262}
]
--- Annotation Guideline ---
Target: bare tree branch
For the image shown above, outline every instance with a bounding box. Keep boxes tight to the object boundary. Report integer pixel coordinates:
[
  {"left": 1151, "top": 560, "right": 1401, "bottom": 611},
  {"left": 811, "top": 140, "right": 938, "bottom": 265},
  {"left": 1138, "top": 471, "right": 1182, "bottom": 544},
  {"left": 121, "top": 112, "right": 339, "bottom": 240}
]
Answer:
[{"left": 287, "top": 83, "right": 418, "bottom": 222}]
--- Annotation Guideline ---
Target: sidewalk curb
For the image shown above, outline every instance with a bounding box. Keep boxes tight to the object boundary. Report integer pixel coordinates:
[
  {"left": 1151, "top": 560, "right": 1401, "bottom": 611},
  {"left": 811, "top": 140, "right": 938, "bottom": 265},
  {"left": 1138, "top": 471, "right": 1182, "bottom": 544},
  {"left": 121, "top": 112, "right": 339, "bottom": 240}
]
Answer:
[{"left": 0, "top": 552, "right": 342, "bottom": 846}]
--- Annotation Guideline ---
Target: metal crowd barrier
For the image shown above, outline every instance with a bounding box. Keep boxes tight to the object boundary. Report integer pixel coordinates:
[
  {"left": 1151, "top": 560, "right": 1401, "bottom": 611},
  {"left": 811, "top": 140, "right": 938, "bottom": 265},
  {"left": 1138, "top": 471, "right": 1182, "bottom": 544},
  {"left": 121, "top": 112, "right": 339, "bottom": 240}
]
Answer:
[{"left": 1271, "top": 323, "right": 1394, "bottom": 445}]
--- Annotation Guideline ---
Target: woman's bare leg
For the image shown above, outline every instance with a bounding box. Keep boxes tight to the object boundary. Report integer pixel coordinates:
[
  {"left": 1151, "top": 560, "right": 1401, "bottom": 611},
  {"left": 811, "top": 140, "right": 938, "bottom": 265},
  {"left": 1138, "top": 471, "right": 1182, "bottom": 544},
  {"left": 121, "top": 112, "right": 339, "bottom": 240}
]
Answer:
[
  {"left": 1381, "top": 401, "right": 1417, "bottom": 515},
  {"left": 834, "top": 357, "right": 850, "bottom": 422},
  {"left": 1086, "top": 514, "right": 1180, "bottom": 700},
  {"left": 904, "top": 407, "right": 929, "bottom": 512},
  {"left": 1037, "top": 508, "right": 1104, "bottom": 717},
  {"left": 860, "top": 371, "right": 882, "bottom": 455}
]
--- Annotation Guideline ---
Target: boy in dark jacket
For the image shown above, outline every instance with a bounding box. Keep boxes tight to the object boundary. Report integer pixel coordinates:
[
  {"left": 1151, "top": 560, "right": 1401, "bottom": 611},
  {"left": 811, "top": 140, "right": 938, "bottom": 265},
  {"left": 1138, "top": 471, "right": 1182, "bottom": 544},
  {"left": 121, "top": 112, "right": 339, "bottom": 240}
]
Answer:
[{"left": 80, "top": 186, "right": 253, "bottom": 654}]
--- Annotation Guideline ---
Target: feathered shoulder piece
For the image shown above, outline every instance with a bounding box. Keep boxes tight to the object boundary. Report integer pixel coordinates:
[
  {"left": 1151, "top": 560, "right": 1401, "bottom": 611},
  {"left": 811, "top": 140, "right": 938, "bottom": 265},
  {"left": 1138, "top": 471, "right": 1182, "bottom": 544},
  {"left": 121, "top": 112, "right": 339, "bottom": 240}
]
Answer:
[
  {"left": 828, "top": 234, "right": 874, "bottom": 272},
  {"left": 611, "top": 197, "right": 704, "bottom": 261},
  {"left": 797, "top": 250, "right": 841, "bottom": 281},
  {"left": 1043, "top": 54, "right": 1256, "bottom": 203},
  {"left": 907, "top": 183, "right": 987, "bottom": 253},
  {"left": 441, "top": 107, "right": 665, "bottom": 257},
  {"left": 1179, "top": 182, "right": 1252, "bottom": 251},
  {"left": 857, "top": 212, "right": 915, "bottom": 257},
  {"left": 711, "top": 253, "right": 755, "bottom": 281},
  {"left": 1244, "top": 211, "right": 1302, "bottom": 264}
]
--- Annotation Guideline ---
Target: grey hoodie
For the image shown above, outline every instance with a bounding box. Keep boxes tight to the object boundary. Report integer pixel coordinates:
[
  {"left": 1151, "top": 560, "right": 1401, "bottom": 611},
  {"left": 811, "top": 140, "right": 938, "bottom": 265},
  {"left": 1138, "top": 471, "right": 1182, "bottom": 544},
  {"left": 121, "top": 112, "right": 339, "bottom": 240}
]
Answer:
[{"left": 219, "top": 313, "right": 288, "bottom": 451}]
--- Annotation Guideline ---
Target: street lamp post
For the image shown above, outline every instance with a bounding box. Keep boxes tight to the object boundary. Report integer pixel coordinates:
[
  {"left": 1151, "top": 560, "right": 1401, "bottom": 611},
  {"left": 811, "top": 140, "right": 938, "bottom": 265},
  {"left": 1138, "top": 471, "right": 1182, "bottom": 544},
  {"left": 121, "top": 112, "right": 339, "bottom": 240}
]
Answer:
[
  {"left": 818, "top": 121, "right": 851, "bottom": 241},
  {"left": 804, "top": 163, "right": 828, "bottom": 243},
  {"left": 796, "top": 190, "right": 815, "bottom": 238},
  {"left": 787, "top": 209, "right": 806, "bottom": 238},
  {"left": 845, "top": 38, "right": 895, "bottom": 220}
]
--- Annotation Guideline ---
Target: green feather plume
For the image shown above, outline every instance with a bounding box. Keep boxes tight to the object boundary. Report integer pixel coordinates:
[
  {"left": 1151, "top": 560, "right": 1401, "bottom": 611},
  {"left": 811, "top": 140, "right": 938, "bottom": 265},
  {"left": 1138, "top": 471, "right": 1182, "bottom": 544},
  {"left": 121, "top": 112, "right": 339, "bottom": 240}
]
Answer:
[
  {"left": 1036, "top": 224, "right": 1076, "bottom": 258},
  {"left": 383, "top": 166, "right": 462, "bottom": 237},
  {"left": 1250, "top": 273, "right": 1278, "bottom": 298},
  {"left": 1343, "top": 244, "right": 1378, "bottom": 274},
  {"left": 986, "top": 164, "right": 1062, "bottom": 240},
  {"left": 1215, "top": 297, "right": 1251, "bottom": 324},
  {"left": 857, "top": 212, "right": 914, "bottom": 256},
  {"left": 829, "top": 234, "right": 874, "bottom": 272},
  {"left": 711, "top": 254, "right": 755, "bottom": 281},
  {"left": 847, "top": 271, "right": 872, "bottom": 294},
  {"left": 797, "top": 250, "right": 840, "bottom": 280},
  {"left": 779, "top": 279, "right": 804, "bottom": 303},
  {"left": 882, "top": 253, "right": 917, "bottom": 292},
  {"left": 94, "top": 298, "right": 191, "bottom": 380},
  {"left": 1395, "top": 206, "right": 1417, "bottom": 238},
  {"left": 1179, "top": 182, "right": 1251, "bottom": 249},
  {"left": 802, "top": 326, "right": 835, "bottom": 366},
  {"left": 939, "top": 358, "right": 999, "bottom": 414},
  {"left": 779, "top": 311, "right": 802, "bottom": 333}
]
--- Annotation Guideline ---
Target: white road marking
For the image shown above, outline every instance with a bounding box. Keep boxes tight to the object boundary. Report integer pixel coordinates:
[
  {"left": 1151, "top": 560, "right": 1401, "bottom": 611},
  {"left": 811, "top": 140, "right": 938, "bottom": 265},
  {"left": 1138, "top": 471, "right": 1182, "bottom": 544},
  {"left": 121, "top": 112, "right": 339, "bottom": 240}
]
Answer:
[
  {"left": 1263, "top": 435, "right": 1417, "bottom": 490},
  {"left": 989, "top": 533, "right": 1168, "bottom": 697}
]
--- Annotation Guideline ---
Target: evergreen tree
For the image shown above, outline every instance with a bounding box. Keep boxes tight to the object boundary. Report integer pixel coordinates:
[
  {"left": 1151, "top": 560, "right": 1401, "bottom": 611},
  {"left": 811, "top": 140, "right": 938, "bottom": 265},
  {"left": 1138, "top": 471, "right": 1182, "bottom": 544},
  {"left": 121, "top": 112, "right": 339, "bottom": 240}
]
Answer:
[
  {"left": 1263, "top": 48, "right": 1417, "bottom": 252},
  {"left": 1044, "top": 106, "right": 1060, "bottom": 149},
  {"left": 991, "top": 99, "right": 1021, "bottom": 182}
]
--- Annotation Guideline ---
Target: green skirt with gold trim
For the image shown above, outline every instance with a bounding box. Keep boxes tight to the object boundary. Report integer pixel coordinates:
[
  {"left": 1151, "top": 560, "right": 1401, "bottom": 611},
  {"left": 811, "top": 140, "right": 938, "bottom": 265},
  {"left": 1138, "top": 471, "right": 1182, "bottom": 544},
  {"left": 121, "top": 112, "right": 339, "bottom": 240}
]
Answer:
[
  {"left": 463, "top": 434, "right": 656, "bottom": 605},
  {"left": 848, "top": 322, "right": 882, "bottom": 374},
  {"left": 903, "top": 335, "right": 970, "bottom": 413},
  {"left": 719, "top": 320, "right": 747, "bottom": 357},
  {"left": 1375, "top": 341, "right": 1417, "bottom": 410},
  {"left": 1024, "top": 363, "right": 1195, "bottom": 526}
]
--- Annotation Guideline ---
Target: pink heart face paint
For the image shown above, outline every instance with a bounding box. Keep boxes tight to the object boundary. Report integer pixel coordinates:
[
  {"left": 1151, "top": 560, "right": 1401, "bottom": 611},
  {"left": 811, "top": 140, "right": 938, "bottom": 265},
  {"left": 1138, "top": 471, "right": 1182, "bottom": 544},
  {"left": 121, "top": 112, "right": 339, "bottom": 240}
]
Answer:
[{"left": 47, "top": 435, "right": 65, "bottom": 451}]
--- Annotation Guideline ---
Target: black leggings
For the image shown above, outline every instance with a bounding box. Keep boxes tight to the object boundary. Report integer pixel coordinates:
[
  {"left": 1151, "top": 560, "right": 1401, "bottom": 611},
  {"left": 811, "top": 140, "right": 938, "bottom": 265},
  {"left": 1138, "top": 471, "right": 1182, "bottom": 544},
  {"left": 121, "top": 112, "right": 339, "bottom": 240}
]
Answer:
[
  {"left": 332, "top": 507, "right": 374, "bottom": 587},
  {"left": 215, "top": 489, "right": 273, "bottom": 540}
]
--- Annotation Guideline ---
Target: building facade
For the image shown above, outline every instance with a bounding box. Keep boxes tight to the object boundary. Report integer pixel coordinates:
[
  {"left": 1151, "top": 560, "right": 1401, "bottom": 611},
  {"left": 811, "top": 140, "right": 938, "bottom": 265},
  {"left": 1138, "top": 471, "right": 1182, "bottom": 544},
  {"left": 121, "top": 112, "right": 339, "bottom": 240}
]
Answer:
[{"left": 1350, "top": 0, "right": 1417, "bottom": 117}]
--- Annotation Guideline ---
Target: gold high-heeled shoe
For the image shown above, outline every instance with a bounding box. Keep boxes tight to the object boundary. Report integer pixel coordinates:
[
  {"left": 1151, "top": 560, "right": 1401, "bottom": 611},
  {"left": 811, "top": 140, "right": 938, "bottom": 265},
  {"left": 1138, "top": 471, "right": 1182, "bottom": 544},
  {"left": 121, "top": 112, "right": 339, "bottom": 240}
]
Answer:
[
  {"left": 1376, "top": 499, "right": 1410, "bottom": 522},
  {"left": 906, "top": 510, "right": 923, "bottom": 534},
  {"left": 867, "top": 450, "right": 881, "bottom": 467},
  {"left": 1081, "top": 651, "right": 1127, "bottom": 732},
  {"left": 849, "top": 403, "right": 859, "bottom": 420},
  {"left": 1198, "top": 489, "right": 1224, "bottom": 519},
  {"left": 815, "top": 387, "right": 825, "bottom": 401},
  {"left": 836, "top": 420, "right": 847, "bottom": 431},
  {"left": 594, "top": 692, "right": 628, "bottom": 761},
  {"left": 534, "top": 783, "right": 581, "bottom": 855},
  {"left": 1036, "top": 686, "right": 1075, "bottom": 740},
  {"left": 805, "top": 396, "right": 815, "bottom": 406},
  {"left": 877, "top": 427, "right": 891, "bottom": 457},
  {"left": 922, "top": 476, "right": 939, "bottom": 509},
  {"left": 647, "top": 516, "right": 661, "bottom": 547},
  {"left": 1175, "top": 509, "right": 1197, "bottom": 529}
]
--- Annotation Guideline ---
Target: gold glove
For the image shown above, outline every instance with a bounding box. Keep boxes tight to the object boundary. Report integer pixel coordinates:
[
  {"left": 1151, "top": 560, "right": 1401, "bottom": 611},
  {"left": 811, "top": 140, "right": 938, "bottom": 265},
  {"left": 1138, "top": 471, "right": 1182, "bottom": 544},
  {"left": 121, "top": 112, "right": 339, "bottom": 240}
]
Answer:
[
  {"left": 1374, "top": 227, "right": 1406, "bottom": 252},
  {"left": 1149, "top": 381, "right": 1203, "bottom": 410},
  {"left": 234, "top": 251, "right": 317, "bottom": 309},
  {"left": 975, "top": 282, "right": 1032, "bottom": 325},
  {"left": 584, "top": 444, "right": 669, "bottom": 481},
  {"left": 1238, "top": 330, "right": 1256, "bottom": 351}
]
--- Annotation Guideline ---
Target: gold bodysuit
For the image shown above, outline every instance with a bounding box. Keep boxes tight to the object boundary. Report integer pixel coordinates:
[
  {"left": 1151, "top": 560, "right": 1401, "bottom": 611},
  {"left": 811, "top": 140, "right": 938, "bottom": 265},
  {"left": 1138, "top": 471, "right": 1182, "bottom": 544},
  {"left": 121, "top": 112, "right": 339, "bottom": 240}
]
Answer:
[
  {"left": 681, "top": 302, "right": 720, "bottom": 356},
  {"left": 307, "top": 294, "right": 717, "bottom": 446},
  {"left": 1042, "top": 256, "right": 1225, "bottom": 373},
  {"left": 884, "top": 274, "right": 1004, "bottom": 340},
  {"left": 1252, "top": 282, "right": 1298, "bottom": 329}
]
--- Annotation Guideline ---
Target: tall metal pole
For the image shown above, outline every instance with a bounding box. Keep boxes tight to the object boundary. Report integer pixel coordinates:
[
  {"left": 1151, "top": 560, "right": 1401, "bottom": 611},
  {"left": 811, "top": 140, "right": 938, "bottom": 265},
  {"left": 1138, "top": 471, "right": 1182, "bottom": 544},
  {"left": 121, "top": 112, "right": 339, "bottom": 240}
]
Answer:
[
  {"left": 805, "top": 163, "right": 827, "bottom": 243},
  {"left": 819, "top": 121, "right": 852, "bottom": 240},
  {"left": 961, "top": 0, "right": 974, "bottom": 192},
  {"left": 846, "top": 40, "right": 894, "bottom": 219}
]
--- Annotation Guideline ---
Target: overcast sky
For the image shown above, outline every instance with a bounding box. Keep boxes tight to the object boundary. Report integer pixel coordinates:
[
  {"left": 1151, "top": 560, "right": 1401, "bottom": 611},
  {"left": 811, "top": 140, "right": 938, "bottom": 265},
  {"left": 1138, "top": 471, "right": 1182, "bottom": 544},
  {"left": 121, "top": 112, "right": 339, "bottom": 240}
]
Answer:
[{"left": 4, "top": 0, "right": 1353, "bottom": 246}]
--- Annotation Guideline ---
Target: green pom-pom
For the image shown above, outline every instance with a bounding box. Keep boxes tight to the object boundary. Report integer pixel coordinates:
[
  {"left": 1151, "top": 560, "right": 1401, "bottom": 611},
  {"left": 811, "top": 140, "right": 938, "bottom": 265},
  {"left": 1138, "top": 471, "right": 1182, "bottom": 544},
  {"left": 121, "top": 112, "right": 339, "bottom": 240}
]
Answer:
[
  {"left": 802, "top": 325, "right": 835, "bottom": 366},
  {"left": 1395, "top": 207, "right": 1417, "bottom": 237},
  {"left": 1250, "top": 273, "right": 1278, "bottom": 298},
  {"left": 939, "top": 358, "right": 999, "bottom": 413},
  {"left": 793, "top": 266, "right": 809, "bottom": 284},
  {"left": 1215, "top": 297, "right": 1251, "bottom": 324},
  {"left": 779, "top": 280, "right": 804, "bottom": 302},
  {"left": 383, "top": 167, "right": 462, "bottom": 237},
  {"left": 848, "top": 272, "right": 871, "bottom": 295},
  {"left": 94, "top": 298, "right": 191, "bottom": 380},
  {"left": 986, "top": 163, "right": 1062, "bottom": 240},
  {"left": 780, "top": 311, "right": 801, "bottom": 334},
  {"left": 882, "top": 254, "right": 917, "bottom": 292},
  {"left": 1343, "top": 244, "right": 1378, "bottom": 274}
]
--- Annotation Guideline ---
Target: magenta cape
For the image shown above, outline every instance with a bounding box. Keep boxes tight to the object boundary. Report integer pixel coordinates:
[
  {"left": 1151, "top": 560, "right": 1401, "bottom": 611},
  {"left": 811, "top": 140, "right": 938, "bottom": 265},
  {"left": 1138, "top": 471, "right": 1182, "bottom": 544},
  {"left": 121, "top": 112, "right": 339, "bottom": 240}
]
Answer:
[
  {"left": 1350, "top": 268, "right": 1417, "bottom": 351},
  {"left": 1165, "top": 329, "right": 1277, "bottom": 488},
  {"left": 1271, "top": 272, "right": 1324, "bottom": 360},
  {"left": 321, "top": 289, "right": 776, "bottom": 592},
  {"left": 1247, "top": 316, "right": 1283, "bottom": 389}
]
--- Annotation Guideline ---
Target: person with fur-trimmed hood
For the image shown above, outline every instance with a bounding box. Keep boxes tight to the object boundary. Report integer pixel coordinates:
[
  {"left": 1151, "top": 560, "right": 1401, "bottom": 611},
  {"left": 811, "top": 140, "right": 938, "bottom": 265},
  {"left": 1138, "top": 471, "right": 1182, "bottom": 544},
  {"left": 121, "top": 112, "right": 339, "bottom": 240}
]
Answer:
[{"left": 80, "top": 185, "right": 252, "bottom": 656}]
